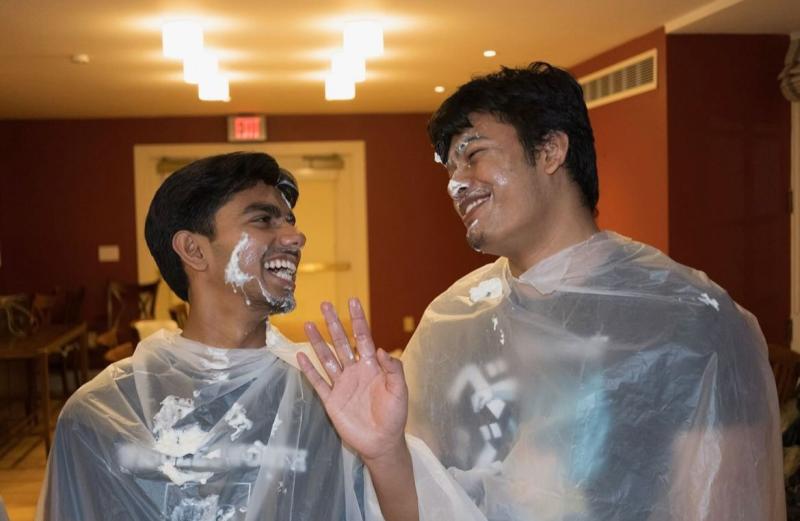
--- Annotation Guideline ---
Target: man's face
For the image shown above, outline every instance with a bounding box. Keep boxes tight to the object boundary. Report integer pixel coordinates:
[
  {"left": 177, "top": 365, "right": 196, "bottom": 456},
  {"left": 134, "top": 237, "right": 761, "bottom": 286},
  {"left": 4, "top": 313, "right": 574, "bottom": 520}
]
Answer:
[
  {"left": 208, "top": 182, "right": 305, "bottom": 314},
  {"left": 445, "top": 112, "right": 552, "bottom": 260}
]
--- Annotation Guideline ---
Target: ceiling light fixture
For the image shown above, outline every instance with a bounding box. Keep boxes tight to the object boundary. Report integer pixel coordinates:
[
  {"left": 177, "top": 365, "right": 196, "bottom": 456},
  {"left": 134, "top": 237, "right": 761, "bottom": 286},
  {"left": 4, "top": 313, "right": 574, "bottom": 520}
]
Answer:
[
  {"left": 198, "top": 74, "right": 230, "bottom": 102},
  {"left": 483, "top": 49, "right": 497, "bottom": 58},
  {"left": 331, "top": 51, "right": 366, "bottom": 83},
  {"left": 434, "top": 86, "right": 445, "bottom": 93},
  {"left": 162, "top": 20, "right": 203, "bottom": 60},
  {"left": 70, "top": 54, "right": 90, "bottom": 64},
  {"left": 343, "top": 20, "right": 383, "bottom": 58},
  {"left": 183, "top": 52, "right": 219, "bottom": 84},
  {"left": 325, "top": 74, "right": 355, "bottom": 101}
]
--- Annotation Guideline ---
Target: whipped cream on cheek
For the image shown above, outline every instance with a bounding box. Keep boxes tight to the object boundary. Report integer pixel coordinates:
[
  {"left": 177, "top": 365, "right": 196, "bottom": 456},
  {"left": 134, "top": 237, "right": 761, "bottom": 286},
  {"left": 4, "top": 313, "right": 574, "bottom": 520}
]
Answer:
[{"left": 225, "top": 233, "right": 255, "bottom": 305}]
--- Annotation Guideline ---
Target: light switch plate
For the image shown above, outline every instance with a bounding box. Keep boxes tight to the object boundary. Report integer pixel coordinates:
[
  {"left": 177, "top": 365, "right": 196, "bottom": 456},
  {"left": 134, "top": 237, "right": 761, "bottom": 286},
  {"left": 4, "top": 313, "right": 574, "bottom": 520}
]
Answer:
[
  {"left": 98, "top": 244, "right": 120, "bottom": 262},
  {"left": 402, "top": 315, "right": 416, "bottom": 333}
]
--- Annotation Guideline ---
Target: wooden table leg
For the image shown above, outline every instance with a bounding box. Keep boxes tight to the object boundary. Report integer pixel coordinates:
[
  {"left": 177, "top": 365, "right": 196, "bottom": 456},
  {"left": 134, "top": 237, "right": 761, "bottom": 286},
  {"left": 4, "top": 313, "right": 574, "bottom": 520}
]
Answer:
[{"left": 39, "top": 352, "right": 51, "bottom": 455}]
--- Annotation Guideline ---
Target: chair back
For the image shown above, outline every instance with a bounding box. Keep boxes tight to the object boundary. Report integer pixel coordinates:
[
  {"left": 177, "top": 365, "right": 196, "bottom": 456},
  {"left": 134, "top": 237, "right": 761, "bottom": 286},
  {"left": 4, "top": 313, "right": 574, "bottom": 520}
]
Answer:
[
  {"left": 169, "top": 302, "right": 188, "bottom": 329},
  {"left": 55, "top": 286, "right": 85, "bottom": 324},
  {"left": 0, "top": 294, "right": 34, "bottom": 337},
  {"left": 31, "top": 293, "right": 59, "bottom": 328},
  {"left": 107, "top": 280, "right": 160, "bottom": 343}
]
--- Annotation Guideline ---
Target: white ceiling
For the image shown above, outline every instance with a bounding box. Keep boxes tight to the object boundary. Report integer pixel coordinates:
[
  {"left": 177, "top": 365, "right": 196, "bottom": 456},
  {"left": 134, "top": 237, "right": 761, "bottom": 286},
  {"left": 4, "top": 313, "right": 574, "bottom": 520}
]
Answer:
[{"left": 1, "top": 0, "right": 797, "bottom": 119}]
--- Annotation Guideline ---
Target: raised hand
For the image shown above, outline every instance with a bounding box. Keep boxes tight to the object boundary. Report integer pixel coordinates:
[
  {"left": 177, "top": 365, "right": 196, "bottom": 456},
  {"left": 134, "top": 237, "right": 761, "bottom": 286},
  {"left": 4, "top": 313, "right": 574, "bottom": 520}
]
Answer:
[{"left": 296, "top": 298, "right": 409, "bottom": 462}]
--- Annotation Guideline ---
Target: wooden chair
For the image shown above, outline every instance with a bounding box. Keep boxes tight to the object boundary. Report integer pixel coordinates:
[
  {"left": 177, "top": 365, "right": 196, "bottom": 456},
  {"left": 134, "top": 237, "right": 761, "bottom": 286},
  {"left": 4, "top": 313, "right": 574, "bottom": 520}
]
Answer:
[
  {"left": 99, "top": 280, "right": 159, "bottom": 347},
  {"left": 0, "top": 294, "right": 34, "bottom": 337},
  {"left": 31, "top": 293, "right": 83, "bottom": 398},
  {"left": 31, "top": 294, "right": 58, "bottom": 329},
  {"left": 169, "top": 303, "right": 188, "bottom": 329}
]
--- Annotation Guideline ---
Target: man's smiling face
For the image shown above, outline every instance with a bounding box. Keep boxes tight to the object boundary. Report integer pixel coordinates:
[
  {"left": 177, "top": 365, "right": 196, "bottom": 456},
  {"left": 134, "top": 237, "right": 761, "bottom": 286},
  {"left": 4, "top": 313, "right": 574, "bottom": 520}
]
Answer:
[
  {"left": 445, "top": 112, "right": 553, "bottom": 260},
  {"left": 209, "top": 182, "right": 306, "bottom": 314}
]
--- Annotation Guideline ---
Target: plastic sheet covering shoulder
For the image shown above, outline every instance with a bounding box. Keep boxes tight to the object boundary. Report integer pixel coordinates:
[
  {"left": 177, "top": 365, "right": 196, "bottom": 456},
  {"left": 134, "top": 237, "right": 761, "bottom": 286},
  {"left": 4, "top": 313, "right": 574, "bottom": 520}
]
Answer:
[
  {"left": 396, "top": 231, "right": 785, "bottom": 521},
  {"left": 36, "top": 327, "right": 367, "bottom": 521}
]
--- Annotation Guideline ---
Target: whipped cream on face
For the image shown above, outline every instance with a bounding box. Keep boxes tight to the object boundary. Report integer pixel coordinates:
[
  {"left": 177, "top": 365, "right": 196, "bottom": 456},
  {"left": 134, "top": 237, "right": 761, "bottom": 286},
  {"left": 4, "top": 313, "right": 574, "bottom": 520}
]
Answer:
[
  {"left": 448, "top": 179, "right": 469, "bottom": 199},
  {"left": 225, "top": 232, "right": 254, "bottom": 296}
]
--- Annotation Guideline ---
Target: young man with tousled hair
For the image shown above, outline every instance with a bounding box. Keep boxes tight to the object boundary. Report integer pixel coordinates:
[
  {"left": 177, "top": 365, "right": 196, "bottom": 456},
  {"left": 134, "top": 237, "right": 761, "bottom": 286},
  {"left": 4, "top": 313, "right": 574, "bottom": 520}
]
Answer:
[
  {"left": 299, "top": 63, "right": 785, "bottom": 521},
  {"left": 37, "top": 152, "right": 381, "bottom": 520}
]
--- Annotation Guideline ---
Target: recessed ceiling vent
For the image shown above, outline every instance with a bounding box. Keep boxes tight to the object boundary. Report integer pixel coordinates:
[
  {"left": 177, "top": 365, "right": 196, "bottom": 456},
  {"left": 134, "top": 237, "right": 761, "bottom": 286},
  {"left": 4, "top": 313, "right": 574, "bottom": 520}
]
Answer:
[{"left": 578, "top": 49, "right": 657, "bottom": 109}]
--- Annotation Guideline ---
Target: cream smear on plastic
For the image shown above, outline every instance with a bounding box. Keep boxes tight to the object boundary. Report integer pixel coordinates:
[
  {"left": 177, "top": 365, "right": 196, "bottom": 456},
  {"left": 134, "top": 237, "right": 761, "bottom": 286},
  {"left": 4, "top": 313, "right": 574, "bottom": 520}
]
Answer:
[
  {"left": 152, "top": 396, "right": 209, "bottom": 456},
  {"left": 159, "top": 461, "right": 213, "bottom": 486},
  {"left": 224, "top": 402, "right": 253, "bottom": 441},
  {"left": 269, "top": 415, "right": 283, "bottom": 439},
  {"left": 265, "top": 323, "right": 281, "bottom": 348},
  {"left": 152, "top": 395, "right": 214, "bottom": 484},
  {"left": 202, "top": 347, "right": 229, "bottom": 368},
  {"left": 469, "top": 277, "right": 502, "bottom": 303},
  {"left": 170, "top": 496, "right": 220, "bottom": 521},
  {"left": 698, "top": 292, "right": 720, "bottom": 311}
]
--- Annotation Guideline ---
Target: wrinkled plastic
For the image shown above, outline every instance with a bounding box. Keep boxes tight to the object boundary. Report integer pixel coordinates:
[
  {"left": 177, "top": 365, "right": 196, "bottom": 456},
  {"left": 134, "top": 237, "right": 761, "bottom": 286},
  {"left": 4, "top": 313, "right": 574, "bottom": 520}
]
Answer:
[
  {"left": 400, "top": 231, "right": 784, "bottom": 521},
  {"left": 36, "top": 327, "right": 364, "bottom": 521}
]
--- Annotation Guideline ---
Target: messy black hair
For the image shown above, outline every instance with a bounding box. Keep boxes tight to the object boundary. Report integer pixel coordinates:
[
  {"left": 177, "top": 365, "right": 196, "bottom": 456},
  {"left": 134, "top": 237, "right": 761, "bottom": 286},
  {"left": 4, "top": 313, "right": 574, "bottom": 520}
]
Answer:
[
  {"left": 428, "top": 62, "right": 598, "bottom": 213},
  {"left": 144, "top": 152, "right": 299, "bottom": 301}
]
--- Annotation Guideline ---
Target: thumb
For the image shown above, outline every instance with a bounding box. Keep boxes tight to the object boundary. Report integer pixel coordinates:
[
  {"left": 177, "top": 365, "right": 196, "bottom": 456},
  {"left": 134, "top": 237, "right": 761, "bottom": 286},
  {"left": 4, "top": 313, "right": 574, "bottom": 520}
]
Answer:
[{"left": 377, "top": 348, "right": 407, "bottom": 394}]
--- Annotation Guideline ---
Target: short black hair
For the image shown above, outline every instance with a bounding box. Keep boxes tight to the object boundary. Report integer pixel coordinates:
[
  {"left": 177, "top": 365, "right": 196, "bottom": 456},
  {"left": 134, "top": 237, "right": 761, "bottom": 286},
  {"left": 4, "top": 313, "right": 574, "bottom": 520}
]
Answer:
[
  {"left": 144, "top": 152, "right": 299, "bottom": 301},
  {"left": 428, "top": 62, "right": 599, "bottom": 213}
]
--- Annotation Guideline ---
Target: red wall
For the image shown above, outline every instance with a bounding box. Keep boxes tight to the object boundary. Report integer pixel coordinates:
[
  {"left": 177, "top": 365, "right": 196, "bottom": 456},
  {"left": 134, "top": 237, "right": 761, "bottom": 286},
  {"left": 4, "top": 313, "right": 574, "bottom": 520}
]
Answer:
[
  {"left": 0, "top": 117, "right": 226, "bottom": 327},
  {"left": 666, "top": 34, "right": 791, "bottom": 344},
  {"left": 0, "top": 114, "right": 485, "bottom": 349},
  {"left": 571, "top": 28, "right": 670, "bottom": 252}
]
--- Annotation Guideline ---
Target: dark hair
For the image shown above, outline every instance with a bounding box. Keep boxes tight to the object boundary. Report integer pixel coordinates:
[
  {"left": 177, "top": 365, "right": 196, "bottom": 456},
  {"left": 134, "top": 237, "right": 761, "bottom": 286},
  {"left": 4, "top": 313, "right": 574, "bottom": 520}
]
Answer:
[
  {"left": 428, "top": 62, "right": 599, "bottom": 212},
  {"left": 144, "top": 152, "right": 299, "bottom": 301}
]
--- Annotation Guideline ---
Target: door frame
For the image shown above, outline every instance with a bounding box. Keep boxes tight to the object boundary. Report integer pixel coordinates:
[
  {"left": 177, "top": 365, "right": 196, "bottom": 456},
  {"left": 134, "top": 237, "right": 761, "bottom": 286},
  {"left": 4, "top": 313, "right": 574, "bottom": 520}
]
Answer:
[{"left": 791, "top": 101, "right": 799, "bottom": 351}]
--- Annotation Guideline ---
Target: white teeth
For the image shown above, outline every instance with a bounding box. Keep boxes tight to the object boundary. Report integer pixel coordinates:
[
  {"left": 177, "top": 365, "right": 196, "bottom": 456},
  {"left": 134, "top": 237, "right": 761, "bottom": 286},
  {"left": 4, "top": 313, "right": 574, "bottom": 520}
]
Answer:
[
  {"left": 272, "top": 270, "right": 293, "bottom": 282},
  {"left": 264, "top": 259, "right": 297, "bottom": 273},
  {"left": 464, "top": 196, "right": 488, "bottom": 215}
]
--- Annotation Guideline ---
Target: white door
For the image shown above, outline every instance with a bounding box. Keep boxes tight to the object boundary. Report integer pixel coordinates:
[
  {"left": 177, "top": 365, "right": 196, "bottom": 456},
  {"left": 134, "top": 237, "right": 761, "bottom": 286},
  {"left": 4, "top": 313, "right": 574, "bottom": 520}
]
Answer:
[{"left": 133, "top": 141, "right": 369, "bottom": 341}]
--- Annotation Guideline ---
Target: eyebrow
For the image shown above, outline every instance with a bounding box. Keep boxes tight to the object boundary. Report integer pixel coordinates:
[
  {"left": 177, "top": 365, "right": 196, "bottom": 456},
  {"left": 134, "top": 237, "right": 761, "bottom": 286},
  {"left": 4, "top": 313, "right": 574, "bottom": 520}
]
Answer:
[
  {"left": 243, "top": 202, "right": 281, "bottom": 216},
  {"left": 454, "top": 134, "right": 484, "bottom": 155},
  {"left": 446, "top": 134, "right": 485, "bottom": 173},
  {"left": 242, "top": 202, "right": 295, "bottom": 223}
]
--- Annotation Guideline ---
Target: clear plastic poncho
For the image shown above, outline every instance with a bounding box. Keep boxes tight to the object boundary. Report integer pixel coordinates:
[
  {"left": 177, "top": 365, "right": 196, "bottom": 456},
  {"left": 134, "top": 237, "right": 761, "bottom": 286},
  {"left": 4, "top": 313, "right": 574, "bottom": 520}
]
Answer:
[
  {"left": 36, "top": 327, "right": 364, "bottom": 521},
  {"left": 399, "top": 231, "right": 785, "bottom": 521}
]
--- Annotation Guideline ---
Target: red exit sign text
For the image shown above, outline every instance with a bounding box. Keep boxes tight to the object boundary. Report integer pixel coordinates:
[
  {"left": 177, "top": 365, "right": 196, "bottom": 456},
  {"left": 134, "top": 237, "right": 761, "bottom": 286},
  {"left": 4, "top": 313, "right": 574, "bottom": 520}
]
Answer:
[{"left": 227, "top": 115, "right": 267, "bottom": 142}]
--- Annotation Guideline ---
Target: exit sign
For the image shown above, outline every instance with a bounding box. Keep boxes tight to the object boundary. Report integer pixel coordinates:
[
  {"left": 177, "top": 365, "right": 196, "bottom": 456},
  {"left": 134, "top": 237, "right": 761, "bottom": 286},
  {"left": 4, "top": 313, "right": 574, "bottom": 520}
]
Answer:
[{"left": 227, "top": 115, "right": 267, "bottom": 142}]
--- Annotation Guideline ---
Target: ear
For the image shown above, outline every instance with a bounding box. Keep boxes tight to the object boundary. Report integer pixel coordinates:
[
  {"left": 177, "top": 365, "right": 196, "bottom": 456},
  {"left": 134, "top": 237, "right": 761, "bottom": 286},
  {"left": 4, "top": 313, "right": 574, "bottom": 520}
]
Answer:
[
  {"left": 172, "top": 230, "right": 209, "bottom": 273},
  {"left": 540, "top": 131, "right": 569, "bottom": 175}
]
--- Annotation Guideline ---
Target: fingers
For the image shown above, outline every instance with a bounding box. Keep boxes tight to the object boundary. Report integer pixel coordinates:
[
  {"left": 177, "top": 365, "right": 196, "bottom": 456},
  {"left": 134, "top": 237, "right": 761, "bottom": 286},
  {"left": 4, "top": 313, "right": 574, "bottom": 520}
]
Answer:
[
  {"left": 321, "top": 301, "right": 356, "bottom": 367},
  {"left": 296, "top": 352, "right": 332, "bottom": 402},
  {"left": 377, "top": 348, "right": 408, "bottom": 399},
  {"left": 349, "top": 298, "right": 376, "bottom": 360},
  {"left": 304, "top": 321, "right": 342, "bottom": 382}
]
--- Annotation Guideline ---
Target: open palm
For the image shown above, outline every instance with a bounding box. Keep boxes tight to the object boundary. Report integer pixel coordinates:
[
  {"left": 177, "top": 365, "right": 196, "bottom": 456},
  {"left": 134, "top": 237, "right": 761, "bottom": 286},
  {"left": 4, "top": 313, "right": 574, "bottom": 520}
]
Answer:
[{"left": 297, "top": 298, "right": 408, "bottom": 462}]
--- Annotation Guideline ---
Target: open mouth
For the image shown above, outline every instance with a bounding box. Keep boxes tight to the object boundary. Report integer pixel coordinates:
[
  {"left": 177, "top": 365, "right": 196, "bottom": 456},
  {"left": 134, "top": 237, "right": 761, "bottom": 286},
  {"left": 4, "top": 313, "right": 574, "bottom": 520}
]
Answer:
[{"left": 263, "top": 258, "right": 298, "bottom": 284}]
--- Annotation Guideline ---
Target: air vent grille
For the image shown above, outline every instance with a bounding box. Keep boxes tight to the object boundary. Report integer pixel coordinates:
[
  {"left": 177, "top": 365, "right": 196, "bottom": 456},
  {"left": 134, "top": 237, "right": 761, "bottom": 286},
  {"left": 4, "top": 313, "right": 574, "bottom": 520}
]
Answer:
[{"left": 579, "top": 49, "right": 657, "bottom": 109}]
